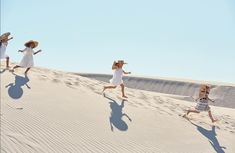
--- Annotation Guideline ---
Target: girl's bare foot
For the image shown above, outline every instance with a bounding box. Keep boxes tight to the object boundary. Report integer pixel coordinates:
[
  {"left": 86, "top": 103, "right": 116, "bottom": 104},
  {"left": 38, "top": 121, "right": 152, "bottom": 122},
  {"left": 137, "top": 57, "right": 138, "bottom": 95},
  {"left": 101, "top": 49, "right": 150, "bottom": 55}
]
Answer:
[
  {"left": 102, "top": 87, "right": 106, "bottom": 92},
  {"left": 182, "top": 114, "right": 190, "bottom": 121},
  {"left": 9, "top": 69, "right": 14, "bottom": 72},
  {"left": 102, "top": 87, "right": 106, "bottom": 95},
  {"left": 122, "top": 95, "right": 128, "bottom": 98},
  {"left": 212, "top": 119, "right": 218, "bottom": 123}
]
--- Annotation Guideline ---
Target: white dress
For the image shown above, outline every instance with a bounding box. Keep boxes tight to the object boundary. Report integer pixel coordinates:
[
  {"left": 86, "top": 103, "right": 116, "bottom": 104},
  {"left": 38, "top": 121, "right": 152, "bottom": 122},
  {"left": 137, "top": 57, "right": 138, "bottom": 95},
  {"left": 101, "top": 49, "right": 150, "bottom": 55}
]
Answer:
[
  {"left": 0, "top": 42, "right": 9, "bottom": 59},
  {"left": 19, "top": 47, "right": 35, "bottom": 68},
  {"left": 110, "top": 68, "right": 124, "bottom": 86}
]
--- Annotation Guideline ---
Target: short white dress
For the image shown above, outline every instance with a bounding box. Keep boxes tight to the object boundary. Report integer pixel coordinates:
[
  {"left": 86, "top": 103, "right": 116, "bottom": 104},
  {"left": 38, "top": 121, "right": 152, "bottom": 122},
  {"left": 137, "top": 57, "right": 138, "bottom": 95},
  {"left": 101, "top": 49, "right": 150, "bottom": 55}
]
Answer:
[
  {"left": 19, "top": 47, "right": 35, "bottom": 68},
  {"left": 110, "top": 68, "right": 124, "bottom": 86},
  {"left": 0, "top": 42, "right": 9, "bottom": 59}
]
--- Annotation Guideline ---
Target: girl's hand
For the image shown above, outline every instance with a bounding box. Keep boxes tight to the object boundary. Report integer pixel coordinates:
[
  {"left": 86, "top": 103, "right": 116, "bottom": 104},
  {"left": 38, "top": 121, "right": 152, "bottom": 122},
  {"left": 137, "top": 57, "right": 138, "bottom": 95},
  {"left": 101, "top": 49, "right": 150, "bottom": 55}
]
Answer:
[
  {"left": 7, "top": 37, "right": 13, "bottom": 41},
  {"left": 210, "top": 99, "right": 215, "bottom": 102}
]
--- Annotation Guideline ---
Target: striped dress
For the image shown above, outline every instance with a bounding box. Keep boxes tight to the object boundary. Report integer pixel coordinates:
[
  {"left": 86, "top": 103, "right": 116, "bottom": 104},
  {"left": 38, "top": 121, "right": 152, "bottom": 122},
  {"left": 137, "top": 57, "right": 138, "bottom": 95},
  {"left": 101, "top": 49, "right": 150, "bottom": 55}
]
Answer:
[{"left": 195, "top": 98, "right": 210, "bottom": 111}]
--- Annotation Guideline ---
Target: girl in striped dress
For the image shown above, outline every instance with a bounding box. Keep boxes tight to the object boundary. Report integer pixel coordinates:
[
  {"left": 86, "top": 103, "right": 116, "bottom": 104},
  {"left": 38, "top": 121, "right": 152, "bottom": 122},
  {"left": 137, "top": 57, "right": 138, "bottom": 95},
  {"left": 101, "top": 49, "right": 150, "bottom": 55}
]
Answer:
[{"left": 183, "top": 84, "right": 218, "bottom": 122}]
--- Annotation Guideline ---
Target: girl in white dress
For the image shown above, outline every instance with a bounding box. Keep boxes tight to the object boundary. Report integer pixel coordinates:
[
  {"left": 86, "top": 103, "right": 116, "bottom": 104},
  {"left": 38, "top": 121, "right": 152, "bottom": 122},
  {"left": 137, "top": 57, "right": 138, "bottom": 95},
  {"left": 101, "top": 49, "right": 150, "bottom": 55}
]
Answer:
[
  {"left": 183, "top": 84, "right": 218, "bottom": 122},
  {"left": 11, "top": 40, "right": 42, "bottom": 74},
  {"left": 103, "top": 60, "right": 131, "bottom": 98},
  {"left": 0, "top": 32, "right": 13, "bottom": 69}
]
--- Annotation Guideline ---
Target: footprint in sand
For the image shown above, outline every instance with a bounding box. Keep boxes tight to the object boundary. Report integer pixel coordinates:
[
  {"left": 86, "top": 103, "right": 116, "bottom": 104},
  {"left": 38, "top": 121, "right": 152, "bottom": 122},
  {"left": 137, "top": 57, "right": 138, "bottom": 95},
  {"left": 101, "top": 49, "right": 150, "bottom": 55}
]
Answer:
[
  {"left": 39, "top": 75, "right": 47, "bottom": 81},
  {"left": 74, "top": 81, "right": 80, "bottom": 86},
  {"left": 64, "top": 81, "right": 73, "bottom": 86},
  {"left": 41, "top": 74, "right": 47, "bottom": 78},
  {"left": 52, "top": 79, "right": 61, "bottom": 83},
  {"left": 64, "top": 81, "right": 77, "bottom": 89}
]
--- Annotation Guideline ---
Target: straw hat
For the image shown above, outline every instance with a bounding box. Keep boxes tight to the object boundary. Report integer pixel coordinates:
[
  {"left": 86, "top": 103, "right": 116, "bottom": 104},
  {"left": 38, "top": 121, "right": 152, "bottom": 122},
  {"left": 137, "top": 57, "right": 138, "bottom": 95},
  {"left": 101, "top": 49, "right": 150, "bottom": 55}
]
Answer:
[
  {"left": 24, "top": 40, "right": 39, "bottom": 48},
  {"left": 117, "top": 60, "right": 127, "bottom": 64},
  {"left": 0, "top": 32, "right": 11, "bottom": 41}
]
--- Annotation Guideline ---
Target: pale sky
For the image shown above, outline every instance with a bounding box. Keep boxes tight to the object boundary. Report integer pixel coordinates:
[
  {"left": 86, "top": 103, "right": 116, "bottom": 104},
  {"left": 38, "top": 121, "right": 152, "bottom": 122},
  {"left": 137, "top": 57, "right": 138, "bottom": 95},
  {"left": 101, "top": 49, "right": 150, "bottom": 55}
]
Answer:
[{"left": 1, "top": 0, "right": 235, "bottom": 83}]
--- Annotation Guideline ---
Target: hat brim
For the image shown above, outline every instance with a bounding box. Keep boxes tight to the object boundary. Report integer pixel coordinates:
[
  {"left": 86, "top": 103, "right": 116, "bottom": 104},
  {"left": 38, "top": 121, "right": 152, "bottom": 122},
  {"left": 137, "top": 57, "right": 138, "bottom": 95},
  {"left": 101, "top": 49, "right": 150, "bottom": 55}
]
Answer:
[
  {"left": 117, "top": 60, "right": 127, "bottom": 64},
  {"left": 0, "top": 32, "right": 11, "bottom": 40},
  {"left": 24, "top": 40, "right": 39, "bottom": 48}
]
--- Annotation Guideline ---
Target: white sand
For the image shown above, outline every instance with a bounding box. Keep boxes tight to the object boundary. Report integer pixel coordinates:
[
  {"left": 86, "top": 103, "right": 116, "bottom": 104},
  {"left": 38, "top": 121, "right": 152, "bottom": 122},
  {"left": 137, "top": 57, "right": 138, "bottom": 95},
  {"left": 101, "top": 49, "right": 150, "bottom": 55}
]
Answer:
[
  {"left": 1, "top": 63, "right": 235, "bottom": 153},
  {"left": 80, "top": 73, "right": 235, "bottom": 108}
]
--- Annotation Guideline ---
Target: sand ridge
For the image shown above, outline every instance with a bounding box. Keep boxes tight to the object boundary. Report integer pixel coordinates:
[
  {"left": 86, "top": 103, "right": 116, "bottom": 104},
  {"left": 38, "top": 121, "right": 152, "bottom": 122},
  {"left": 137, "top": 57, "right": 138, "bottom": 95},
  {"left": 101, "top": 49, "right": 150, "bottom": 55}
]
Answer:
[{"left": 1, "top": 63, "right": 235, "bottom": 153}]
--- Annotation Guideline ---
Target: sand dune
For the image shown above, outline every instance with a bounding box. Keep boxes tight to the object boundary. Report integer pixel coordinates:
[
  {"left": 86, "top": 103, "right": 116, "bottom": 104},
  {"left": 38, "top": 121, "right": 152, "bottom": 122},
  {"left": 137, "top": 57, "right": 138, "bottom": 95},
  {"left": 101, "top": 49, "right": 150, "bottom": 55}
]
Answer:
[
  {"left": 1, "top": 63, "right": 235, "bottom": 153},
  {"left": 79, "top": 73, "right": 235, "bottom": 108}
]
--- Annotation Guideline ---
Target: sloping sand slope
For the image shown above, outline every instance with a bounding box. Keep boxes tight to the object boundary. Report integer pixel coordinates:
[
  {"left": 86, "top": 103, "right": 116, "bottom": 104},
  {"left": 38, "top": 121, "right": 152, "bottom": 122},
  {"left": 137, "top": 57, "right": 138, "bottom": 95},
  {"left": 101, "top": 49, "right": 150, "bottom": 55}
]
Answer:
[
  {"left": 1, "top": 64, "right": 235, "bottom": 153},
  {"left": 80, "top": 73, "right": 235, "bottom": 108}
]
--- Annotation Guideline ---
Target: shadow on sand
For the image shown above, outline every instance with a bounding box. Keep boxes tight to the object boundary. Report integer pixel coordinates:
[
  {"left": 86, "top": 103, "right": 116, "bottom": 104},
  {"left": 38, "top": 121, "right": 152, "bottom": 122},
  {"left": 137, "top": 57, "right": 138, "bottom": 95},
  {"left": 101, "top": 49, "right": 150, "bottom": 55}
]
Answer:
[
  {"left": 5, "top": 73, "right": 31, "bottom": 99},
  {"left": 104, "top": 94, "right": 132, "bottom": 132},
  {"left": 190, "top": 122, "right": 226, "bottom": 153}
]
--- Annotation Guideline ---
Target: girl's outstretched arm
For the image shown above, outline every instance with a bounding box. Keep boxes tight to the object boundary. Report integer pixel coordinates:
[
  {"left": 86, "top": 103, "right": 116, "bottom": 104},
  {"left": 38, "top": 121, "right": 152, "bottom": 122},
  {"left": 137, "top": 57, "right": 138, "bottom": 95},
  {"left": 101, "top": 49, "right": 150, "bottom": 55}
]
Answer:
[
  {"left": 123, "top": 70, "right": 131, "bottom": 74},
  {"left": 7, "top": 37, "right": 13, "bottom": 41},
  {"left": 34, "top": 50, "right": 42, "bottom": 55},
  {"left": 191, "top": 96, "right": 199, "bottom": 101},
  {"left": 19, "top": 48, "right": 27, "bottom": 53},
  {"left": 208, "top": 97, "right": 215, "bottom": 102},
  {"left": 205, "top": 94, "right": 215, "bottom": 102}
]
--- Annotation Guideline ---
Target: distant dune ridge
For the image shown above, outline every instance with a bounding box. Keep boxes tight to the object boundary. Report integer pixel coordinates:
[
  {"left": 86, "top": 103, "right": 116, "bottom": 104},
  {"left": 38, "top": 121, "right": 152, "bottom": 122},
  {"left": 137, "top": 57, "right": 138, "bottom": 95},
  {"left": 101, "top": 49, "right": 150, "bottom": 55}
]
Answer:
[
  {"left": 1, "top": 63, "right": 235, "bottom": 153},
  {"left": 79, "top": 73, "right": 235, "bottom": 108}
]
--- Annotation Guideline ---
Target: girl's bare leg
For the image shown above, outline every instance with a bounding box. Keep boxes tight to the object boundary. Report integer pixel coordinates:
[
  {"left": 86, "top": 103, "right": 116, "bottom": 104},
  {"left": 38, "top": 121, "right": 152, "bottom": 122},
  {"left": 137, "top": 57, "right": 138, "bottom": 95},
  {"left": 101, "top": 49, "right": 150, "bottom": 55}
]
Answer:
[
  {"left": 103, "top": 86, "right": 117, "bottom": 92},
  {"left": 11, "top": 65, "right": 21, "bottom": 72},
  {"left": 183, "top": 109, "right": 199, "bottom": 117},
  {"left": 187, "top": 109, "right": 199, "bottom": 115},
  {"left": 120, "top": 84, "right": 127, "bottom": 98},
  {"left": 6, "top": 57, "right": 10, "bottom": 68},
  {"left": 208, "top": 110, "right": 217, "bottom": 122},
  {"left": 25, "top": 68, "right": 31, "bottom": 74}
]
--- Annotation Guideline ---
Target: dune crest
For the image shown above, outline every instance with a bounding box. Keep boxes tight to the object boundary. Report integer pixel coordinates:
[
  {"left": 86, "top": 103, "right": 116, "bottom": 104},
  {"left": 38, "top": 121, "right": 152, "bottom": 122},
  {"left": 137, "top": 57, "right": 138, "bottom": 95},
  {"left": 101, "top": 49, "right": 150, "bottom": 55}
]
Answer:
[
  {"left": 1, "top": 64, "right": 235, "bottom": 153},
  {"left": 79, "top": 73, "right": 235, "bottom": 108}
]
